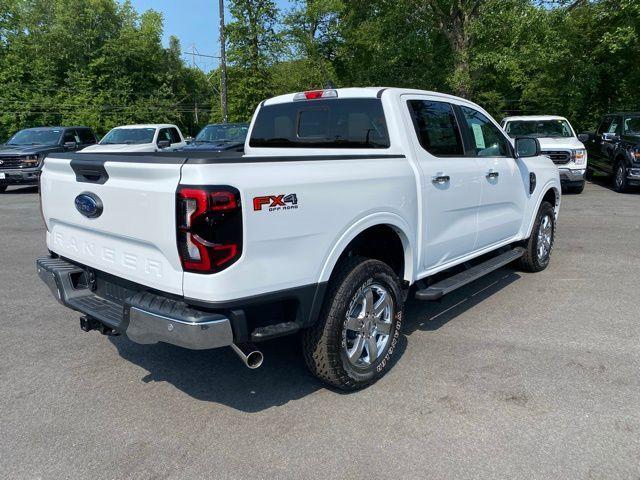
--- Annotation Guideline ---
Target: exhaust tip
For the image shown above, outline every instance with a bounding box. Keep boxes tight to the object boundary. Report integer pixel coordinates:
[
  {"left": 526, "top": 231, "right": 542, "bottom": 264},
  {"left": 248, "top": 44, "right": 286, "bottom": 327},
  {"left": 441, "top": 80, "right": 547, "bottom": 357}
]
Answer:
[
  {"left": 246, "top": 351, "right": 264, "bottom": 369},
  {"left": 231, "top": 343, "right": 264, "bottom": 369}
]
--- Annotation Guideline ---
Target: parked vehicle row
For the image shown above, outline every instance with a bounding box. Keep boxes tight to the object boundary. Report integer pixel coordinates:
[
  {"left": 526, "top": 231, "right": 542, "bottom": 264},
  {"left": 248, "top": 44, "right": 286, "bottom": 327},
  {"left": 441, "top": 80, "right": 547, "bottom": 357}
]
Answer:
[
  {"left": 37, "top": 87, "right": 561, "bottom": 390},
  {"left": 0, "top": 122, "right": 249, "bottom": 191}
]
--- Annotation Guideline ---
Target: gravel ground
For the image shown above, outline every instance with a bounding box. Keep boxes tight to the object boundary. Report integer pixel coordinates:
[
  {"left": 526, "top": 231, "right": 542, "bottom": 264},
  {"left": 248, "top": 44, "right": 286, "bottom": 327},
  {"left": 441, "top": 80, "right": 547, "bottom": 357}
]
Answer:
[{"left": 1, "top": 178, "right": 639, "bottom": 480}]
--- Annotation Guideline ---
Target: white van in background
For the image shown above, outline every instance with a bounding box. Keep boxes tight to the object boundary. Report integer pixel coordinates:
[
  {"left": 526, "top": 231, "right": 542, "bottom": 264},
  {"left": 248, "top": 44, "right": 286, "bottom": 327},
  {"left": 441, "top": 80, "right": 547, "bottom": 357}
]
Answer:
[{"left": 80, "top": 124, "right": 186, "bottom": 153}]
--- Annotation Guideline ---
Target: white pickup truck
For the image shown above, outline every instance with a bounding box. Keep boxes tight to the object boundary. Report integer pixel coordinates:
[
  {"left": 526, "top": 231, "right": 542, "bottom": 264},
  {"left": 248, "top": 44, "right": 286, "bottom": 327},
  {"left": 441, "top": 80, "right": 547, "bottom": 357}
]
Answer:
[
  {"left": 80, "top": 124, "right": 187, "bottom": 153},
  {"left": 502, "top": 115, "right": 588, "bottom": 193},
  {"left": 37, "top": 88, "right": 561, "bottom": 390}
]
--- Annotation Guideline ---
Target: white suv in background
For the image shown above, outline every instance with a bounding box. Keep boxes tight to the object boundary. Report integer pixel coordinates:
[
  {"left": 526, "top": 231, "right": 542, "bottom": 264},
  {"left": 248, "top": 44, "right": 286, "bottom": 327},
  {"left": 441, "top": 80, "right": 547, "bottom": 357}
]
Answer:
[
  {"left": 80, "top": 124, "right": 186, "bottom": 153},
  {"left": 502, "top": 116, "right": 588, "bottom": 193}
]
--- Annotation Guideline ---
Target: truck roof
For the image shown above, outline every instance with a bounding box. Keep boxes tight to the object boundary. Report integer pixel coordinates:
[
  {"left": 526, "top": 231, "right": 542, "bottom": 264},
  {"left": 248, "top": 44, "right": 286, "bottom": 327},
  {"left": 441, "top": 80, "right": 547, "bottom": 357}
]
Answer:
[
  {"left": 262, "top": 87, "right": 487, "bottom": 111},
  {"left": 22, "top": 126, "right": 91, "bottom": 131},
  {"left": 502, "top": 115, "right": 569, "bottom": 122},
  {"left": 112, "top": 124, "right": 179, "bottom": 129}
]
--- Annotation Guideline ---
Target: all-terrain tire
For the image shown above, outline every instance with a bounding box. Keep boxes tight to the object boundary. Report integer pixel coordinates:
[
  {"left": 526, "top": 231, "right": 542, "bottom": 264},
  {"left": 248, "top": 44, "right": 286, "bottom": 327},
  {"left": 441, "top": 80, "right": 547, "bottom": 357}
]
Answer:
[
  {"left": 518, "top": 201, "right": 556, "bottom": 273},
  {"left": 301, "top": 256, "right": 404, "bottom": 391}
]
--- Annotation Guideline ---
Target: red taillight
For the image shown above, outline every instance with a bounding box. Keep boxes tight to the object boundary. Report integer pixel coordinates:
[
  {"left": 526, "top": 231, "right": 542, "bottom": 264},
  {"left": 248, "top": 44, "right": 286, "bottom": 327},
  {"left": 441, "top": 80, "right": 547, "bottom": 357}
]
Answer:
[{"left": 176, "top": 186, "right": 242, "bottom": 274}]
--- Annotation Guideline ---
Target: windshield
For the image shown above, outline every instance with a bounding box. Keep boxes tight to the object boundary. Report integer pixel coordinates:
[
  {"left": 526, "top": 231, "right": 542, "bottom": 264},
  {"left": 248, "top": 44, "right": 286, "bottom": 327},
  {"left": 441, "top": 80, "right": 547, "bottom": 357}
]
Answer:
[
  {"left": 100, "top": 128, "right": 156, "bottom": 145},
  {"left": 505, "top": 120, "right": 574, "bottom": 138},
  {"left": 624, "top": 116, "right": 640, "bottom": 135},
  {"left": 195, "top": 124, "right": 248, "bottom": 143},
  {"left": 7, "top": 129, "right": 62, "bottom": 146}
]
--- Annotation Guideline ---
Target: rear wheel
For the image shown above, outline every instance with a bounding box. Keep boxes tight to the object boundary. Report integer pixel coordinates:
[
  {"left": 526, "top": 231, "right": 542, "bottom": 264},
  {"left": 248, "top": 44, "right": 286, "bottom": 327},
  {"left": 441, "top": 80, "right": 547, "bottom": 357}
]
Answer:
[
  {"left": 0, "top": 186, "right": 6, "bottom": 193},
  {"left": 302, "top": 257, "right": 403, "bottom": 391},
  {"left": 518, "top": 201, "right": 555, "bottom": 273},
  {"left": 613, "top": 161, "right": 630, "bottom": 193}
]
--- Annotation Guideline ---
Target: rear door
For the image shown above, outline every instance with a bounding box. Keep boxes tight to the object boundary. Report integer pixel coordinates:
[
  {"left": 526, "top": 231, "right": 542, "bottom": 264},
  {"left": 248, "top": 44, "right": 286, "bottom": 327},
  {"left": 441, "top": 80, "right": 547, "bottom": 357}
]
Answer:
[
  {"left": 457, "top": 105, "right": 526, "bottom": 249},
  {"left": 41, "top": 154, "right": 185, "bottom": 294},
  {"left": 403, "top": 95, "right": 482, "bottom": 271}
]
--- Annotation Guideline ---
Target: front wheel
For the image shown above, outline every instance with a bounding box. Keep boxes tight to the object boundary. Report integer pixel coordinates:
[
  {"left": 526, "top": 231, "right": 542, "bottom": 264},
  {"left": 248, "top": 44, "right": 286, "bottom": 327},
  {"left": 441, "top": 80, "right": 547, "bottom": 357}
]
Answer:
[
  {"left": 613, "top": 162, "right": 630, "bottom": 193},
  {"left": 302, "top": 257, "right": 403, "bottom": 391},
  {"left": 518, "top": 201, "right": 556, "bottom": 272},
  {"left": 0, "top": 185, "right": 7, "bottom": 193}
]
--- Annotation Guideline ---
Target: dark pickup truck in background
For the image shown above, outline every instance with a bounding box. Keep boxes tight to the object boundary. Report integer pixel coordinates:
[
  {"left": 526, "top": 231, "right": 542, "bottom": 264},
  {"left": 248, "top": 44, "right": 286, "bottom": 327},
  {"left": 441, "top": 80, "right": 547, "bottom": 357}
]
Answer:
[
  {"left": 583, "top": 112, "right": 640, "bottom": 193},
  {"left": 0, "top": 126, "right": 97, "bottom": 192},
  {"left": 180, "top": 122, "right": 248, "bottom": 152}
]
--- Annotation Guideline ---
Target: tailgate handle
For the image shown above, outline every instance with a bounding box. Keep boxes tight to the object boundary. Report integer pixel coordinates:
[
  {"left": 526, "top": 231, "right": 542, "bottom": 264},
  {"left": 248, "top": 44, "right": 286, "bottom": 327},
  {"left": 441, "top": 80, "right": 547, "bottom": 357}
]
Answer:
[{"left": 70, "top": 158, "right": 109, "bottom": 185}]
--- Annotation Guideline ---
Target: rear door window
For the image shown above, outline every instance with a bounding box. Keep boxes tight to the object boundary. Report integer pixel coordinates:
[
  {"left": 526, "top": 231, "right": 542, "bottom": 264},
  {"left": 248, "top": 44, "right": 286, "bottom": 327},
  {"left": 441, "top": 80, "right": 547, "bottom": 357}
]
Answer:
[
  {"left": 249, "top": 98, "right": 390, "bottom": 148},
  {"left": 407, "top": 100, "right": 464, "bottom": 156}
]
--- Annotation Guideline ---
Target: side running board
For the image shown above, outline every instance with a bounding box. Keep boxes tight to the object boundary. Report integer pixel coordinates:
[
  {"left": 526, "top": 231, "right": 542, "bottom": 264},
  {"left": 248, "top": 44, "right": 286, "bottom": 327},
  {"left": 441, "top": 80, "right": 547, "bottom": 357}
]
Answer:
[{"left": 415, "top": 247, "right": 525, "bottom": 301}]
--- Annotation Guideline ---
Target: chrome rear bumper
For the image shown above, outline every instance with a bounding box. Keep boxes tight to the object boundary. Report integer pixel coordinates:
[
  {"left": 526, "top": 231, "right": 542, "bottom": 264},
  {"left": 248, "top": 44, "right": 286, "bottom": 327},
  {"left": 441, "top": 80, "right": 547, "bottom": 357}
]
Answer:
[{"left": 36, "top": 256, "right": 233, "bottom": 350}]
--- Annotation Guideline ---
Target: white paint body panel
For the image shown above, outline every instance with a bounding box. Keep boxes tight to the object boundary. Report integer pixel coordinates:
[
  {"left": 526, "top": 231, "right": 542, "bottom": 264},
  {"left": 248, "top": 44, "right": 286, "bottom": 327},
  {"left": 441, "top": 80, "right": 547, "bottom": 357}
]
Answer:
[{"left": 42, "top": 87, "right": 561, "bottom": 303}]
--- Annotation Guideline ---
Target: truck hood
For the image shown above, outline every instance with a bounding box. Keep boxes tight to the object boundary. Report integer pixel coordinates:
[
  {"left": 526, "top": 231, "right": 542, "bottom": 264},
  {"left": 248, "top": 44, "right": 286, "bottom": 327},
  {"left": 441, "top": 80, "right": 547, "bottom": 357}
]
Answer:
[
  {"left": 537, "top": 137, "right": 585, "bottom": 150},
  {"left": 80, "top": 144, "right": 158, "bottom": 153},
  {"left": 0, "top": 144, "right": 63, "bottom": 156}
]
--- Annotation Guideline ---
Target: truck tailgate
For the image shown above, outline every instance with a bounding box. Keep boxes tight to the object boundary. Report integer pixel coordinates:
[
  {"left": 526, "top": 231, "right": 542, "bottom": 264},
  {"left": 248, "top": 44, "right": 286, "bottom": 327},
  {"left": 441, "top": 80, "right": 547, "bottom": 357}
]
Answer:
[{"left": 41, "top": 154, "right": 185, "bottom": 295}]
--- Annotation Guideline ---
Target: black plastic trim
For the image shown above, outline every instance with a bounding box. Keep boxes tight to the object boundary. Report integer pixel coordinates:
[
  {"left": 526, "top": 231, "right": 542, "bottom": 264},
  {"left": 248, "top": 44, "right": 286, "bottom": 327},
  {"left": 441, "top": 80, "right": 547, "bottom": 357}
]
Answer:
[
  {"left": 70, "top": 158, "right": 109, "bottom": 184},
  {"left": 54, "top": 151, "right": 406, "bottom": 167}
]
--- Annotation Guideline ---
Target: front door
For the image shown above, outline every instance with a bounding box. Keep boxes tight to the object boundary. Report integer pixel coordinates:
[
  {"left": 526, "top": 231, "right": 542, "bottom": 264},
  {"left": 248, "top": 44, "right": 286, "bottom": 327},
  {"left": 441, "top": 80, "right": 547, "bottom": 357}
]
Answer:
[
  {"left": 402, "top": 95, "right": 482, "bottom": 272},
  {"left": 456, "top": 105, "right": 526, "bottom": 249}
]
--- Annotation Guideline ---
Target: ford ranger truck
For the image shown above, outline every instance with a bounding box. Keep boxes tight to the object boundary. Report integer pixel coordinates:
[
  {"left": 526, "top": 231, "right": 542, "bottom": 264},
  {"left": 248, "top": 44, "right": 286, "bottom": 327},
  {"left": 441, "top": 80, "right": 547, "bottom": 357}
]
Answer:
[
  {"left": 502, "top": 115, "right": 588, "bottom": 194},
  {"left": 36, "top": 88, "right": 561, "bottom": 390}
]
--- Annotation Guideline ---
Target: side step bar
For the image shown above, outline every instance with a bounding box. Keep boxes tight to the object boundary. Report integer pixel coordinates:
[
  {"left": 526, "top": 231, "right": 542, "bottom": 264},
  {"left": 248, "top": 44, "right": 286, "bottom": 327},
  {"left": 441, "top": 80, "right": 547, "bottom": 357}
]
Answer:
[{"left": 415, "top": 247, "right": 525, "bottom": 301}]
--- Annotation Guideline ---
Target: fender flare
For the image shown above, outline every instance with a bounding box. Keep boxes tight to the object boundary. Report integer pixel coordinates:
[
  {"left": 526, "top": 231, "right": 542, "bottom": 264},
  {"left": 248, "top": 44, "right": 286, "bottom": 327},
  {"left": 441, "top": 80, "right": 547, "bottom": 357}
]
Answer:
[
  {"left": 317, "top": 212, "right": 416, "bottom": 284},
  {"left": 525, "top": 182, "right": 560, "bottom": 238}
]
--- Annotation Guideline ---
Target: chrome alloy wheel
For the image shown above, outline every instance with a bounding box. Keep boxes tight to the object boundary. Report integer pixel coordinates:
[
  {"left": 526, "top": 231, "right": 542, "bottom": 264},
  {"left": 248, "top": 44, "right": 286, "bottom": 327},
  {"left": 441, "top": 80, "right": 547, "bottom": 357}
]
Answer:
[
  {"left": 343, "top": 283, "right": 394, "bottom": 368},
  {"left": 616, "top": 165, "right": 625, "bottom": 189},
  {"left": 537, "top": 214, "right": 553, "bottom": 261}
]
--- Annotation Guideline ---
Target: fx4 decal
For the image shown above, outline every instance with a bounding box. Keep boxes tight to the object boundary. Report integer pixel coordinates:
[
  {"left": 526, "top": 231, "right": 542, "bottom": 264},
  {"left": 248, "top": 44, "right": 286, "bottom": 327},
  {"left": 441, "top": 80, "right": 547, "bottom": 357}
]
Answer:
[{"left": 253, "top": 194, "right": 299, "bottom": 212}]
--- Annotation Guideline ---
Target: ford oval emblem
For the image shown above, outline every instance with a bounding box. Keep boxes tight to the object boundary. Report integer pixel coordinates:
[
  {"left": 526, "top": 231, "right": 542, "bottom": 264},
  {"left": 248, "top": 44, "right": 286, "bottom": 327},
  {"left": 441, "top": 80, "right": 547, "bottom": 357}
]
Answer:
[{"left": 75, "top": 192, "right": 103, "bottom": 219}]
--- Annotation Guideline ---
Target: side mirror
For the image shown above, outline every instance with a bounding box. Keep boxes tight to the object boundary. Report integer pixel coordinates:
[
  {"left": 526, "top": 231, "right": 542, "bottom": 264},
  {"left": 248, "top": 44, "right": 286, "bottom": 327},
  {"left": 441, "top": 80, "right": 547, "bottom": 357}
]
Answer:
[
  {"left": 157, "top": 139, "right": 171, "bottom": 149},
  {"left": 602, "top": 132, "right": 619, "bottom": 142},
  {"left": 64, "top": 141, "right": 78, "bottom": 150},
  {"left": 514, "top": 137, "right": 540, "bottom": 158},
  {"left": 577, "top": 133, "right": 591, "bottom": 143}
]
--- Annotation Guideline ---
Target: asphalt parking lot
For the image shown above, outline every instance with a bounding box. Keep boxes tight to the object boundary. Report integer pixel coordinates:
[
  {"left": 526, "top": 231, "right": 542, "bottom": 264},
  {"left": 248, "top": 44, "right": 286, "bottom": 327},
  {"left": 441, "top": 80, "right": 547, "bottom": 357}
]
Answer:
[{"left": 1, "top": 178, "right": 639, "bottom": 480}]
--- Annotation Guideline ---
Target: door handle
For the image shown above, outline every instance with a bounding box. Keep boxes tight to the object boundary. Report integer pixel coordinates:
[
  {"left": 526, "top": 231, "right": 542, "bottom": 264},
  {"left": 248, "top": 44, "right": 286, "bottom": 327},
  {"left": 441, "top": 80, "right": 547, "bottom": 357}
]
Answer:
[
  {"left": 486, "top": 170, "right": 499, "bottom": 179},
  {"left": 432, "top": 175, "right": 450, "bottom": 184}
]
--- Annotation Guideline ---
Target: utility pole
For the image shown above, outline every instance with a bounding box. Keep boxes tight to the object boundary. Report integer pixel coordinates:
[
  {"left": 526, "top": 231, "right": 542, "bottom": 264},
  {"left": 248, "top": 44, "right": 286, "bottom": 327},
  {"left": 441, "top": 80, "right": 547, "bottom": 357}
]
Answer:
[
  {"left": 219, "top": 0, "right": 228, "bottom": 123},
  {"left": 191, "top": 44, "right": 199, "bottom": 125}
]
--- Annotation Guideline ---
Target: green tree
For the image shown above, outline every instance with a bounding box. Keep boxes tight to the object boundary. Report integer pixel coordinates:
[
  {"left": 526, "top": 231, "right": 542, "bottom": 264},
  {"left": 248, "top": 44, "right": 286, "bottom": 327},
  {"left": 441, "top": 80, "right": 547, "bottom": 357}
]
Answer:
[{"left": 225, "top": 0, "right": 283, "bottom": 121}]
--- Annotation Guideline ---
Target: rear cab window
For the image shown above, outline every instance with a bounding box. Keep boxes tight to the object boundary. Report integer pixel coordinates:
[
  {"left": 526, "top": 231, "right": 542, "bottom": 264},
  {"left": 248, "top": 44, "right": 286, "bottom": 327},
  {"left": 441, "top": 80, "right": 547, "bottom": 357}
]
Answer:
[{"left": 249, "top": 98, "right": 390, "bottom": 149}]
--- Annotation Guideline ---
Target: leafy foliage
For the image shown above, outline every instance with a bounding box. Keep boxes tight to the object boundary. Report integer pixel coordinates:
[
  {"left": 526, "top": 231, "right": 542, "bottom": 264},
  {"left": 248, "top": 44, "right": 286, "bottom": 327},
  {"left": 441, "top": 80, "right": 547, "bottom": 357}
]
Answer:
[
  {"left": 0, "top": 0, "right": 211, "bottom": 140},
  {"left": 0, "top": 0, "right": 638, "bottom": 139}
]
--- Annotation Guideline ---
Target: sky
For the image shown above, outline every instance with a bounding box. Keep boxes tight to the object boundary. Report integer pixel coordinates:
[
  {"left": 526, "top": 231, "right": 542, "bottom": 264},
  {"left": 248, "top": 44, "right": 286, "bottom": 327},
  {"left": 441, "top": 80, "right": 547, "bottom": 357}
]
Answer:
[{"left": 128, "top": 0, "right": 293, "bottom": 71}]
